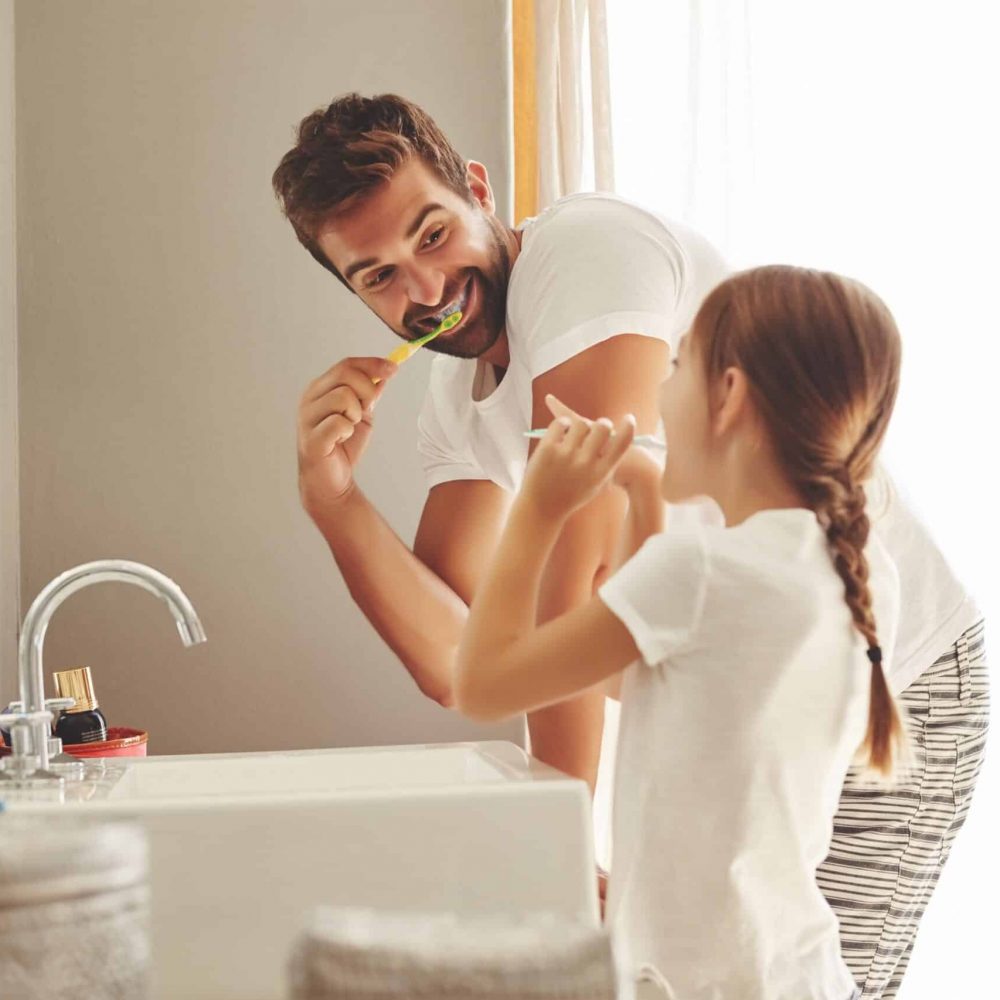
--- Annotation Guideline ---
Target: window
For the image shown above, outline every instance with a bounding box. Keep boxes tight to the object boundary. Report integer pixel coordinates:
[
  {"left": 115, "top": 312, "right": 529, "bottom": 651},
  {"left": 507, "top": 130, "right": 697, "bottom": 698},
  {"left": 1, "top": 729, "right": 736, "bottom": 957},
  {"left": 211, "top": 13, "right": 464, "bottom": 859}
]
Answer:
[{"left": 608, "top": 3, "right": 999, "bottom": 995}]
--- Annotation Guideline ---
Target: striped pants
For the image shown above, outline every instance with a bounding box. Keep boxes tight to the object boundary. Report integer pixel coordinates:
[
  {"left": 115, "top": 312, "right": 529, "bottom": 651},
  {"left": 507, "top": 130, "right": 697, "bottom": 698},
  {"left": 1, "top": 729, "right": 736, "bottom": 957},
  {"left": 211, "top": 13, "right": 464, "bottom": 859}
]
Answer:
[{"left": 817, "top": 620, "right": 990, "bottom": 999}]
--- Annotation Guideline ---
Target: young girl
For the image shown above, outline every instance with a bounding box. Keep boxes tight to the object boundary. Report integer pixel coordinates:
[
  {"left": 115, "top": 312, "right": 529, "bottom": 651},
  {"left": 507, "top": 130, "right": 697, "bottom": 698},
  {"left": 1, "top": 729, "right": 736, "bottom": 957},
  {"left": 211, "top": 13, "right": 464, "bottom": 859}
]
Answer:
[{"left": 454, "top": 265, "right": 909, "bottom": 1000}]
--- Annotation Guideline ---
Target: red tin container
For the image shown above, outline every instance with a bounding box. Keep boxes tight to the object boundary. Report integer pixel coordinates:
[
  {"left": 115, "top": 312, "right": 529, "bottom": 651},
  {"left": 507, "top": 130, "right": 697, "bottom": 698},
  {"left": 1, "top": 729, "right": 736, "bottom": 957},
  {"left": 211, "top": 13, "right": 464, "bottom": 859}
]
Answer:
[{"left": 0, "top": 726, "right": 148, "bottom": 758}]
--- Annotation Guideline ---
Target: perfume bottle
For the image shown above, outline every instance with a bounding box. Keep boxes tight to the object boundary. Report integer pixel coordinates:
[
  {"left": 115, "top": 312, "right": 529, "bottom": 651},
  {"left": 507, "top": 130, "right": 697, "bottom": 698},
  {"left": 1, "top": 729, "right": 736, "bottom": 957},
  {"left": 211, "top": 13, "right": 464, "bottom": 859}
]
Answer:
[{"left": 53, "top": 666, "right": 108, "bottom": 745}]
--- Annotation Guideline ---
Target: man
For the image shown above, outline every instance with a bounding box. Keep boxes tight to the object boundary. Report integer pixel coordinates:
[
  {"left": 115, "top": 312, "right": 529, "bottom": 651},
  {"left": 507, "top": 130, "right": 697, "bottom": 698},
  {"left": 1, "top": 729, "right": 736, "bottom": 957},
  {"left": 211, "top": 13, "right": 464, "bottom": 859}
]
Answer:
[
  {"left": 271, "top": 92, "right": 728, "bottom": 791},
  {"left": 273, "top": 93, "right": 987, "bottom": 999}
]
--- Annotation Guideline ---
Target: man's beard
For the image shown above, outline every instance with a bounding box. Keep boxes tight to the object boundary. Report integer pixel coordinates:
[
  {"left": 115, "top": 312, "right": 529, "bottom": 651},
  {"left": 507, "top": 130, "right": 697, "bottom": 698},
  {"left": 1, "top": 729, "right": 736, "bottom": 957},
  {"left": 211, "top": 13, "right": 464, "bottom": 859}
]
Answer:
[{"left": 404, "top": 219, "right": 511, "bottom": 361}]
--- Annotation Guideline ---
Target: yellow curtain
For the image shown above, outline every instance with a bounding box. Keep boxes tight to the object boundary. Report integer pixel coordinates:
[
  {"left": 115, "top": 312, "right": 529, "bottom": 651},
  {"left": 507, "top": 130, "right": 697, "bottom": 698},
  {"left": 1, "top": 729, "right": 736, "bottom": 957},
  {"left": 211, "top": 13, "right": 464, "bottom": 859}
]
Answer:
[
  {"left": 512, "top": 0, "right": 615, "bottom": 226},
  {"left": 512, "top": 0, "right": 538, "bottom": 226}
]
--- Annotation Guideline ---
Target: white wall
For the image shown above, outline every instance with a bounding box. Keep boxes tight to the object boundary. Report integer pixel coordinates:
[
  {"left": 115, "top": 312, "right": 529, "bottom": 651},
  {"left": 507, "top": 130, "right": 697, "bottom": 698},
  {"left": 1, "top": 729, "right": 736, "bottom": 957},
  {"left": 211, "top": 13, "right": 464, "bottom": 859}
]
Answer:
[{"left": 9, "top": 0, "right": 522, "bottom": 753}]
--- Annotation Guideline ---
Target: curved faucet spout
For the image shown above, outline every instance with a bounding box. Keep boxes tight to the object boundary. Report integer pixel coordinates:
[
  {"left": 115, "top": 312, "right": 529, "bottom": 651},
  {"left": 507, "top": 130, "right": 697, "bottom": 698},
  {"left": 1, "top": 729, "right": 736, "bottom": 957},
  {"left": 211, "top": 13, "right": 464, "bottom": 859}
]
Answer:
[{"left": 17, "top": 560, "right": 207, "bottom": 769}]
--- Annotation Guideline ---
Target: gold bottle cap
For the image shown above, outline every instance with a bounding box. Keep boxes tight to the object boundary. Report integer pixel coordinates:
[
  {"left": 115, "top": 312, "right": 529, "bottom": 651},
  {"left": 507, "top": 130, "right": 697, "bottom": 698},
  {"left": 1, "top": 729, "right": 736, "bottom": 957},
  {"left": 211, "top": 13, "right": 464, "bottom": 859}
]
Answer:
[{"left": 53, "top": 666, "right": 99, "bottom": 713}]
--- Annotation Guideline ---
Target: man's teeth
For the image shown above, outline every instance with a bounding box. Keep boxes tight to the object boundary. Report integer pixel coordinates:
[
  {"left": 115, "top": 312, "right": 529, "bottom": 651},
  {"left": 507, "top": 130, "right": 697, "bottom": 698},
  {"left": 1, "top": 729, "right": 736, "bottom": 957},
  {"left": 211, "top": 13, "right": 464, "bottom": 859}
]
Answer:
[{"left": 431, "top": 283, "right": 470, "bottom": 325}]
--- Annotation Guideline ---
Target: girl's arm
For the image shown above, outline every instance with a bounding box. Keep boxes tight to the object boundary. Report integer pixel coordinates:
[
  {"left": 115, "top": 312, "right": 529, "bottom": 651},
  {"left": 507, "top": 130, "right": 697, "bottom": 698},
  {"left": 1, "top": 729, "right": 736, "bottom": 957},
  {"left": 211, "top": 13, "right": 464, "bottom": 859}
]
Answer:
[
  {"left": 605, "top": 453, "right": 666, "bottom": 700},
  {"left": 454, "top": 411, "right": 641, "bottom": 722}
]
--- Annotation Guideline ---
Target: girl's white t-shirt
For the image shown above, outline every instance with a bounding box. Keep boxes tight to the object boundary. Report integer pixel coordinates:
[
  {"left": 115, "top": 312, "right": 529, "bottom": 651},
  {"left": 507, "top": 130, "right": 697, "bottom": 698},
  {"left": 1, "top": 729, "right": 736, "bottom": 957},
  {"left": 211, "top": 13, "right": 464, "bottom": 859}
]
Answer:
[{"left": 598, "top": 508, "right": 900, "bottom": 1000}]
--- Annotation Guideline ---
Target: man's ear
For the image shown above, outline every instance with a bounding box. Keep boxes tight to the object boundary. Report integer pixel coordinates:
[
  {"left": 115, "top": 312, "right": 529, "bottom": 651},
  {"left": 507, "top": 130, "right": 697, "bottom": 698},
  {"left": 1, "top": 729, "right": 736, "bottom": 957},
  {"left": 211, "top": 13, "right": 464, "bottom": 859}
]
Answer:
[
  {"left": 712, "top": 366, "right": 751, "bottom": 438},
  {"left": 466, "top": 160, "right": 495, "bottom": 214}
]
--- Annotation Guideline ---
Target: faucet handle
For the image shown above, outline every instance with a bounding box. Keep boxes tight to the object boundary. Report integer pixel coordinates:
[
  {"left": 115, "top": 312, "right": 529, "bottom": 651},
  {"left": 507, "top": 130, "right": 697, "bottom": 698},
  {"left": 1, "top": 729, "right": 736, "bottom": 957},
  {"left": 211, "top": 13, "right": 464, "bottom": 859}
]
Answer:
[
  {"left": 45, "top": 697, "right": 76, "bottom": 712},
  {"left": 2, "top": 698, "right": 75, "bottom": 717},
  {"left": 39, "top": 700, "right": 75, "bottom": 761},
  {"left": 0, "top": 708, "right": 54, "bottom": 728},
  {"left": 0, "top": 711, "right": 53, "bottom": 778}
]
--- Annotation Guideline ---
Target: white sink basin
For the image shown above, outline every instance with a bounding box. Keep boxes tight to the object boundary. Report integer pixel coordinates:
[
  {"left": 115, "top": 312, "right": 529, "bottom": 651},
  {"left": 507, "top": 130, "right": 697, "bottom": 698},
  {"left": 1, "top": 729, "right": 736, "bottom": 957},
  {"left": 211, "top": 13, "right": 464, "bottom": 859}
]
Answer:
[
  {"left": 105, "top": 743, "right": 523, "bottom": 799},
  {"left": 1, "top": 741, "right": 597, "bottom": 1000}
]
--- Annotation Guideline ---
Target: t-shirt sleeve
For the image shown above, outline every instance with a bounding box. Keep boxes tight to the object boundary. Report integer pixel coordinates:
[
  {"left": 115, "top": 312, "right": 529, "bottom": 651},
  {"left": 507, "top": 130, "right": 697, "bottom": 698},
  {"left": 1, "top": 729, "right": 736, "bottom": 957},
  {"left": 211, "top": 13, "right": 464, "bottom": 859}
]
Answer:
[
  {"left": 598, "top": 529, "right": 709, "bottom": 668},
  {"left": 416, "top": 384, "right": 490, "bottom": 489},
  {"left": 866, "top": 531, "right": 904, "bottom": 694},
  {"left": 510, "top": 197, "right": 689, "bottom": 378}
]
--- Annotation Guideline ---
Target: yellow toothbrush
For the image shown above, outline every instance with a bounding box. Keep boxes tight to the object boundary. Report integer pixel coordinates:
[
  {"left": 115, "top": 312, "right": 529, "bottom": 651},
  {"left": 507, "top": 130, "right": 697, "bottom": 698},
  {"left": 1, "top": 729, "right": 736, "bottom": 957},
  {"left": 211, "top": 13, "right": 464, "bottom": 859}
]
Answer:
[{"left": 373, "top": 310, "right": 462, "bottom": 384}]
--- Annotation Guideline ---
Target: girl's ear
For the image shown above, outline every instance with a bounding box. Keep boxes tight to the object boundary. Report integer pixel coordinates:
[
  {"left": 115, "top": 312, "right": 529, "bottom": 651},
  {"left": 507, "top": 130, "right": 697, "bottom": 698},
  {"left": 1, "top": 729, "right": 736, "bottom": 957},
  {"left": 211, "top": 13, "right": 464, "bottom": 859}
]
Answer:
[{"left": 711, "top": 366, "right": 751, "bottom": 437}]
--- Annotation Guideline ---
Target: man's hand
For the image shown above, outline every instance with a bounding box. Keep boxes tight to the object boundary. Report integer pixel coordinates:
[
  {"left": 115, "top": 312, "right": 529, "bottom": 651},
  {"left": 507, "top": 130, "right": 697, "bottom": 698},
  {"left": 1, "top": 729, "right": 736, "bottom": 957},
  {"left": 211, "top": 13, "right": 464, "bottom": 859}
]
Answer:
[
  {"left": 296, "top": 356, "right": 397, "bottom": 516},
  {"left": 611, "top": 446, "right": 663, "bottom": 511}
]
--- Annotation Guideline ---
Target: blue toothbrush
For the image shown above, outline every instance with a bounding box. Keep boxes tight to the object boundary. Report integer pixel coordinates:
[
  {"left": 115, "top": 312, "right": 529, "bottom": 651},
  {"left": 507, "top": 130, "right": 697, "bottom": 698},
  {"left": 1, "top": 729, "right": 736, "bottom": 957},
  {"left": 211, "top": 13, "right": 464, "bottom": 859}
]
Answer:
[{"left": 523, "top": 429, "right": 666, "bottom": 451}]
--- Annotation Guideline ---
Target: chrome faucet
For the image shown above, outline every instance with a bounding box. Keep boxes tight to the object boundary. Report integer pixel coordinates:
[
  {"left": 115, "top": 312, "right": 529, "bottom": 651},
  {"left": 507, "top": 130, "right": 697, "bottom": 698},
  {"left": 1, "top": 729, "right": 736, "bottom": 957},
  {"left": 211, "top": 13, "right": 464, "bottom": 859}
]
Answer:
[{"left": 1, "top": 560, "right": 206, "bottom": 779}]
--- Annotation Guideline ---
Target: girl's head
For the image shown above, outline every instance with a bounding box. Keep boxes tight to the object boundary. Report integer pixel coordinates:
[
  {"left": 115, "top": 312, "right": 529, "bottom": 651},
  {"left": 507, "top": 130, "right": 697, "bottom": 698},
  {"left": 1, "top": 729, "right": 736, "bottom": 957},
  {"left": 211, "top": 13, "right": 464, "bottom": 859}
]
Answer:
[{"left": 661, "top": 264, "right": 906, "bottom": 776}]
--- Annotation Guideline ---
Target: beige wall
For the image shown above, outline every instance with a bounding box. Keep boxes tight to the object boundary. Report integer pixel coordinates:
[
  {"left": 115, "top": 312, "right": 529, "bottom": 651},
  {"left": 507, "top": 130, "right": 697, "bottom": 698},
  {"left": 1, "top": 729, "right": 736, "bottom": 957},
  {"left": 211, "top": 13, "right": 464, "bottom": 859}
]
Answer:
[
  {"left": 1, "top": 0, "right": 18, "bottom": 695},
  {"left": 10, "top": 0, "right": 523, "bottom": 753}
]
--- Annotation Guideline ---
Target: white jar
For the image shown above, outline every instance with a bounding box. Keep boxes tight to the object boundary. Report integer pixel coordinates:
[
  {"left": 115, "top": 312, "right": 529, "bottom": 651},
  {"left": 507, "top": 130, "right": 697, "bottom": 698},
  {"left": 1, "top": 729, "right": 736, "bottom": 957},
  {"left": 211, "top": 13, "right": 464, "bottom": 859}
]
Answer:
[{"left": 0, "top": 818, "right": 149, "bottom": 999}]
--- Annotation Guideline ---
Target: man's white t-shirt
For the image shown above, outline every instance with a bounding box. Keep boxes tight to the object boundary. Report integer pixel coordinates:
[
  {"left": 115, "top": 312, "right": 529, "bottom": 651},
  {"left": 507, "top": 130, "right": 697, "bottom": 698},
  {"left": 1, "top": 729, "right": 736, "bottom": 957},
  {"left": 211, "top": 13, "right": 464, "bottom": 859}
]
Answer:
[
  {"left": 598, "top": 509, "right": 900, "bottom": 999},
  {"left": 417, "top": 191, "right": 978, "bottom": 691},
  {"left": 417, "top": 192, "right": 730, "bottom": 494},
  {"left": 866, "top": 472, "right": 979, "bottom": 693}
]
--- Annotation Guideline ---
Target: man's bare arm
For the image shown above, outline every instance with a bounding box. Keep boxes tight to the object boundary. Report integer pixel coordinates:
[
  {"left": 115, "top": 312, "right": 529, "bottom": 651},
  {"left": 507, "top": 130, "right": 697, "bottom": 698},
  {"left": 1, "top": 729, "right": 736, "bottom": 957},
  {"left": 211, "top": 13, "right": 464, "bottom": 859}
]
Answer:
[
  {"left": 298, "top": 355, "right": 509, "bottom": 706},
  {"left": 312, "top": 480, "right": 509, "bottom": 706},
  {"left": 526, "top": 335, "right": 669, "bottom": 790}
]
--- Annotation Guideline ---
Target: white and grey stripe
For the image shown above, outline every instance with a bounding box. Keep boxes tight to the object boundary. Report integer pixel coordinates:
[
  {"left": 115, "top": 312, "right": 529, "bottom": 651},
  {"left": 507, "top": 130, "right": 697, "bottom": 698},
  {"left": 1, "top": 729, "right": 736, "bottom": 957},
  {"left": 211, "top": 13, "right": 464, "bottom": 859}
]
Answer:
[{"left": 817, "top": 619, "right": 990, "bottom": 999}]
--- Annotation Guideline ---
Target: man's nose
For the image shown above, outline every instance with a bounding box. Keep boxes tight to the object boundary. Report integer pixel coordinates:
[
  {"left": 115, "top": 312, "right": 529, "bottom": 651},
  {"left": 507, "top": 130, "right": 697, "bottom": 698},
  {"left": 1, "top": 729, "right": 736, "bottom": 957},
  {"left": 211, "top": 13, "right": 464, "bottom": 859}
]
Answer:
[{"left": 403, "top": 266, "right": 446, "bottom": 308}]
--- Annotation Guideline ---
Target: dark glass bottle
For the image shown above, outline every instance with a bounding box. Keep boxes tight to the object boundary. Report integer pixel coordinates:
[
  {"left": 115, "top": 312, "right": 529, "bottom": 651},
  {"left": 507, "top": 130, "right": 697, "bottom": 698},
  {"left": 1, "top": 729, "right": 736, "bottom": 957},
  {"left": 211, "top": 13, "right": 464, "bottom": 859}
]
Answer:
[{"left": 53, "top": 666, "right": 108, "bottom": 745}]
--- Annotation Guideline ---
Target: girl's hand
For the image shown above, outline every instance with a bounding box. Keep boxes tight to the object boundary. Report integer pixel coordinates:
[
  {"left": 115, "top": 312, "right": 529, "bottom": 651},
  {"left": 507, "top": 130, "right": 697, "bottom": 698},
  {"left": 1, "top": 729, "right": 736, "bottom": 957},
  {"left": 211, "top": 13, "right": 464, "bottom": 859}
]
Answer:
[
  {"left": 521, "top": 397, "right": 636, "bottom": 521},
  {"left": 544, "top": 394, "right": 662, "bottom": 498}
]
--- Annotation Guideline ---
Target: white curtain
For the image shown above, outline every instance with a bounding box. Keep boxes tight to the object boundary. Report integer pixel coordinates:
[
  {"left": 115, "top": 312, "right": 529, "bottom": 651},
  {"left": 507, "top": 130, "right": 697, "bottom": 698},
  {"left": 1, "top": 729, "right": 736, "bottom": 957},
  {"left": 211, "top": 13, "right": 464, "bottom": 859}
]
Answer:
[
  {"left": 601, "top": 2, "right": 999, "bottom": 997},
  {"left": 534, "top": 0, "right": 615, "bottom": 209}
]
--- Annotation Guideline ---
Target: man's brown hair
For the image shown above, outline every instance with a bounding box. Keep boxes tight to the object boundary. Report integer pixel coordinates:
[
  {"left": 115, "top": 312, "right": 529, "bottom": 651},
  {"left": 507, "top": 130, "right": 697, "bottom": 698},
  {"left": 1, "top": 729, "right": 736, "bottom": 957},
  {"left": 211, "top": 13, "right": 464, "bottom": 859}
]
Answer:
[{"left": 272, "top": 93, "right": 472, "bottom": 288}]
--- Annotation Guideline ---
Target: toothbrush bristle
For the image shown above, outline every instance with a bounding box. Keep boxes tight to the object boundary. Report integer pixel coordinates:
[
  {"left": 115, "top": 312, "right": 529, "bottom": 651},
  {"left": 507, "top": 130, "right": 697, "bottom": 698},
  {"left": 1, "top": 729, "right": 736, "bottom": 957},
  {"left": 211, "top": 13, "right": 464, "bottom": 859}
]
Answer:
[{"left": 384, "top": 310, "right": 464, "bottom": 369}]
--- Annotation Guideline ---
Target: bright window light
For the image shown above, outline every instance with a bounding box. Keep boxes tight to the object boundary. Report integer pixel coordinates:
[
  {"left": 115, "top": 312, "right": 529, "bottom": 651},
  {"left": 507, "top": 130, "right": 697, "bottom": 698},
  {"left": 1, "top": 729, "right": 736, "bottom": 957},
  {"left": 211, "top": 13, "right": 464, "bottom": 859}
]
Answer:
[{"left": 606, "top": 3, "right": 999, "bottom": 996}]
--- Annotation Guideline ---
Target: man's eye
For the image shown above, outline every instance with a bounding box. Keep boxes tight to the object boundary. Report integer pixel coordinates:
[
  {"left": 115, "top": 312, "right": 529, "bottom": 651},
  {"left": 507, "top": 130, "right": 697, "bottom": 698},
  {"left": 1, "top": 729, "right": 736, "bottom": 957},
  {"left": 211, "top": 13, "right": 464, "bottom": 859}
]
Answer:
[
  {"left": 424, "top": 226, "right": 445, "bottom": 247},
  {"left": 366, "top": 268, "right": 393, "bottom": 289}
]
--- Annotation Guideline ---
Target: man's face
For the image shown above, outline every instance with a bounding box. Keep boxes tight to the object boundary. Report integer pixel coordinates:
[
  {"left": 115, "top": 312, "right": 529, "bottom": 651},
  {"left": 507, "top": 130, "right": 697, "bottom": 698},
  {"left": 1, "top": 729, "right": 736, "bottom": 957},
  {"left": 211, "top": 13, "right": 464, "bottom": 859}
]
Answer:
[{"left": 316, "top": 157, "right": 511, "bottom": 360}]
